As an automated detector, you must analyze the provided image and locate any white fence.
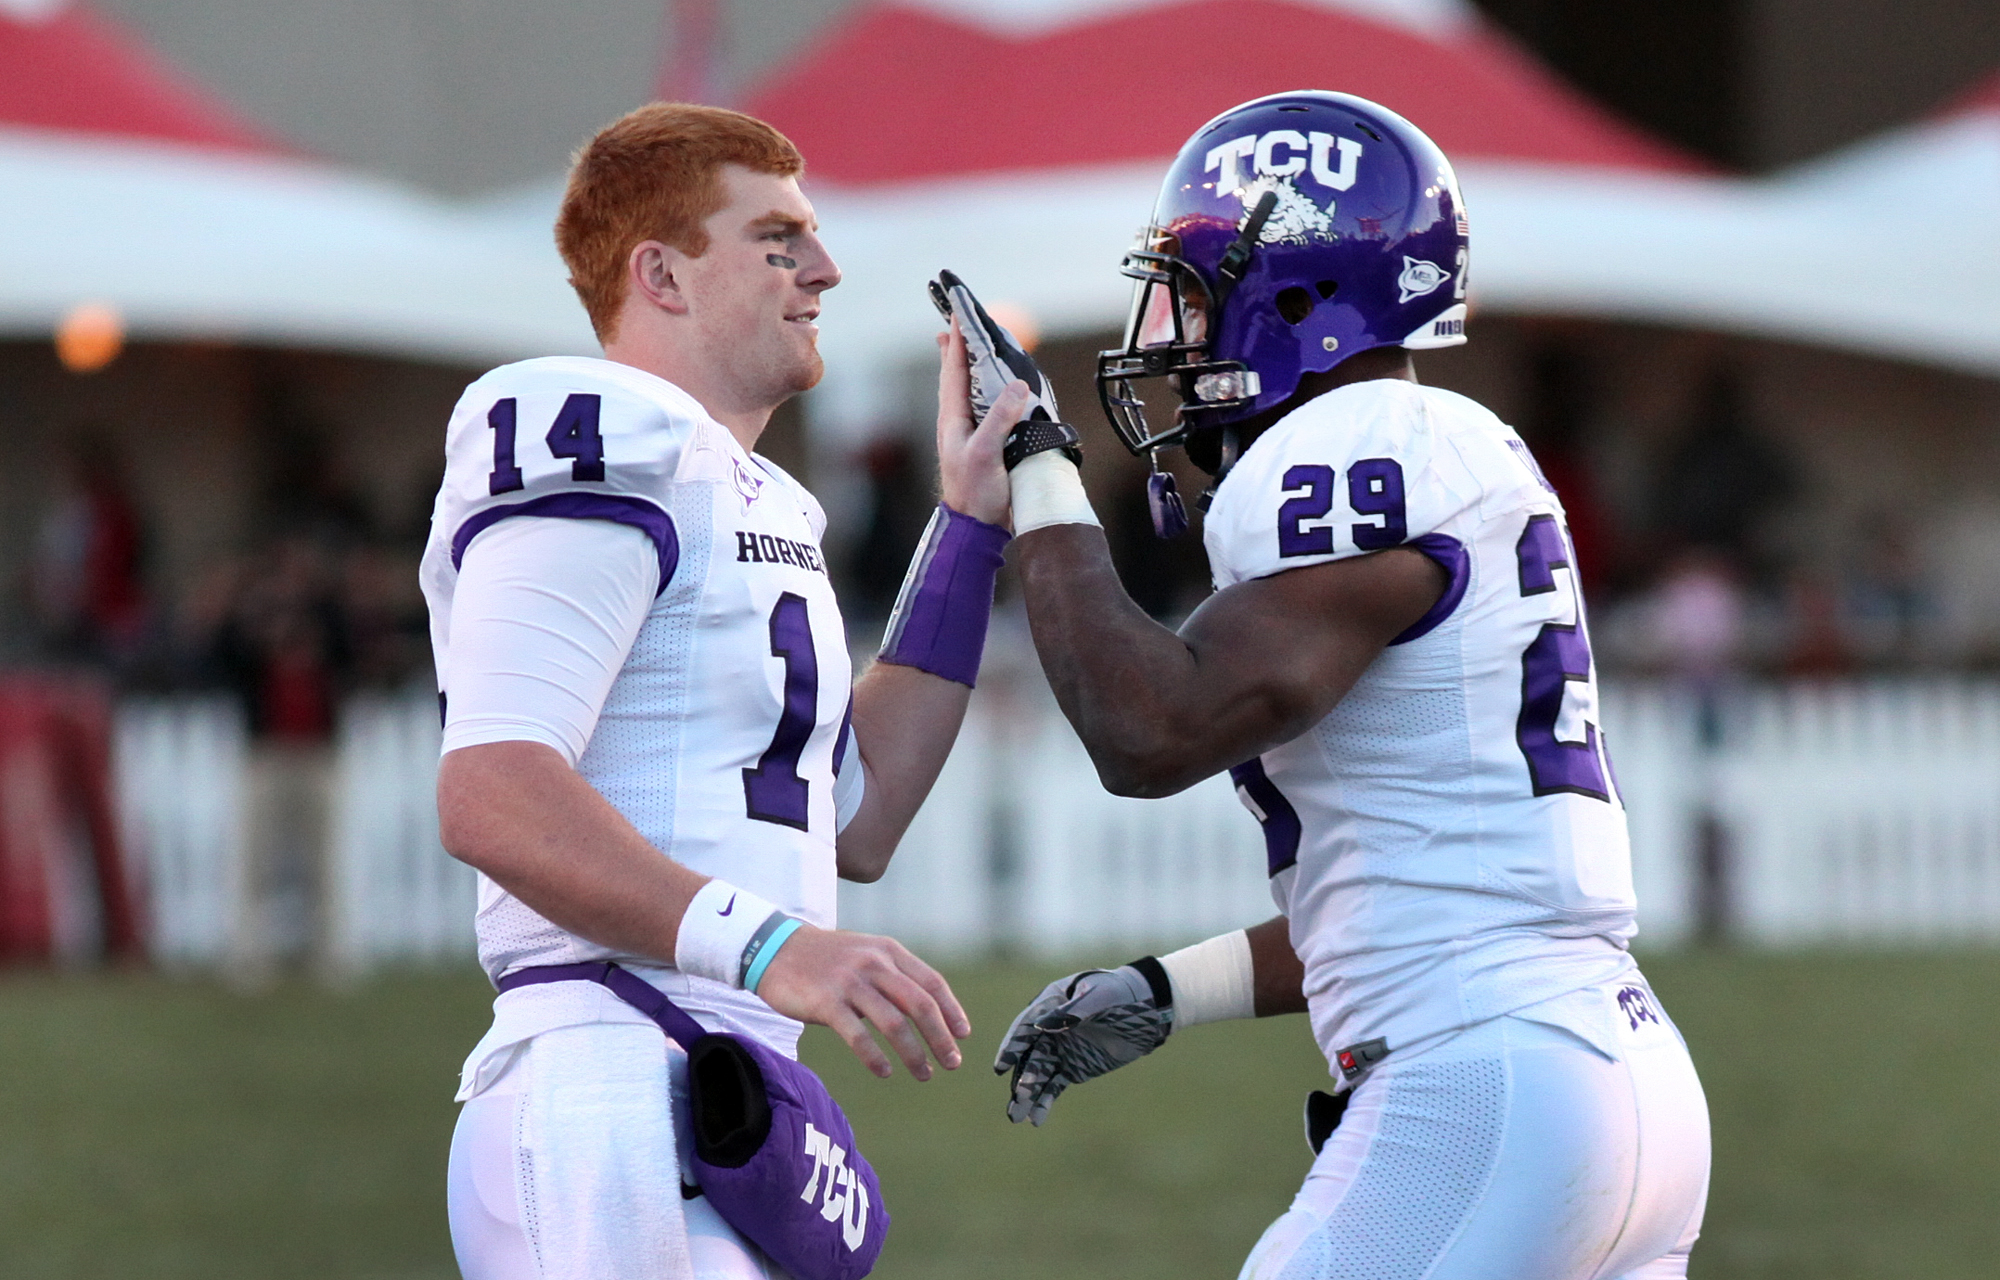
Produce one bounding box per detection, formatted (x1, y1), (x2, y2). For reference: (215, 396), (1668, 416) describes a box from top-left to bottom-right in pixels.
(113, 689), (476, 974)
(326, 694), (475, 968)
(114, 696), (248, 968)
(835, 686), (1274, 957)
(107, 679), (2000, 972)
(1610, 680), (2000, 947)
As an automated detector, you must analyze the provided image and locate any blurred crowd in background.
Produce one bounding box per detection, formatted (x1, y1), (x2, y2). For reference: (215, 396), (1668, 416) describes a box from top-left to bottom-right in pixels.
(6, 344), (1976, 740)
(843, 351), (1952, 685)
(6, 0), (1999, 744)
(20, 433), (429, 748)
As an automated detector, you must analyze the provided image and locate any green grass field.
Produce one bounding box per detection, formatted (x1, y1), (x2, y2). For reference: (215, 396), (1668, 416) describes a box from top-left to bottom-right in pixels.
(0, 952), (1994, 1278)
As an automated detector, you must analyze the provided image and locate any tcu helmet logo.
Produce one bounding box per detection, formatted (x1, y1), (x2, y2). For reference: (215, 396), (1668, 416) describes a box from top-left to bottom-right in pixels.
(799, 1122), (870, 1251)
(1206, 130), (1363, 246)
(1616, 986), (1661, 1032)
(1205, 130), (1363, 195)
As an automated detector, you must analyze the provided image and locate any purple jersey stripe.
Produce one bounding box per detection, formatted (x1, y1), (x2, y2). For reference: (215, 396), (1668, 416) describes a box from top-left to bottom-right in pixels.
(1389, 532), (1470, 645)
(451, 492), (679, 595)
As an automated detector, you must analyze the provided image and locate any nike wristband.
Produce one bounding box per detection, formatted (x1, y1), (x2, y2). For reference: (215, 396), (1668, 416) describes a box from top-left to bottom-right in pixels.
(677, 879), (793, 989)
(1156, 928), (1255, 1027)
(877, 503), (1010, 687)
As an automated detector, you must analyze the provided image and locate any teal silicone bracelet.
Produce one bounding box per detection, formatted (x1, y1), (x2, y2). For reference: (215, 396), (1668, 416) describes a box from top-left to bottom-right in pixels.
(743, 917), (806, 994)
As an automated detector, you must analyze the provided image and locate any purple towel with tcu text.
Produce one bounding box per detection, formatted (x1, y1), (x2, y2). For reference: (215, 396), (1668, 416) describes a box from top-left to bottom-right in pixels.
(496, 961), (888, 1279)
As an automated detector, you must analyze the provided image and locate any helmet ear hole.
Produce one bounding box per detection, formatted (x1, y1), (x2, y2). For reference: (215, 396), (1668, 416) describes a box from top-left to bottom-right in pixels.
(1315, 280), (1339, 300)
(1275, 287), (1315, 325)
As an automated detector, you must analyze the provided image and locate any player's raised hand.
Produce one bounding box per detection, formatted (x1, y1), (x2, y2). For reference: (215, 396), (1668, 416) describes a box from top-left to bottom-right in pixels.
(930, 269), (1084, 528)
(934, 319), (1025, 527)
(993, 964), (1174, 1124)
(929, 269), (1064, 429)
(757, 924), (972, 1081)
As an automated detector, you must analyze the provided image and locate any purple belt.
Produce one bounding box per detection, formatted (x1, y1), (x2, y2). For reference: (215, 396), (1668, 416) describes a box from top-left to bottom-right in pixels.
(496, 962), (889, 1280)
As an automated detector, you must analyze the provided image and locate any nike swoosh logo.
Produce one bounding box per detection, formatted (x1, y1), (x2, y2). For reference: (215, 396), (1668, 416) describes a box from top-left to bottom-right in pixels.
(681, 1180), (704, 1200)
(719, 894), (737, 917)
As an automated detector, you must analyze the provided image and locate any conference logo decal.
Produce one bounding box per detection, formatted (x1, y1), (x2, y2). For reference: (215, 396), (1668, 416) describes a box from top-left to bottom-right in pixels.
(1397, 256), (1451, 303)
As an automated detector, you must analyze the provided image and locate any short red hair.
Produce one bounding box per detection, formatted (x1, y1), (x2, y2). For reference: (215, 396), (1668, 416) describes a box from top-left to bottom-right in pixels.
(556, 102), (805, 343)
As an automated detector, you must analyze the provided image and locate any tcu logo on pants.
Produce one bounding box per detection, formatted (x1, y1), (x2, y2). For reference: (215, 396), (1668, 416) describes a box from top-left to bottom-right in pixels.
(800, 1122), (870, 1250)
(1617, 986), (1661, 1032)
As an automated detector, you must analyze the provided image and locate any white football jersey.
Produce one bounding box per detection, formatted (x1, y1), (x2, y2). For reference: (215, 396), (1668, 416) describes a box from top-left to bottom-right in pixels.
(1203, 378), (1638, 1076)
(421, 357), (853, 993)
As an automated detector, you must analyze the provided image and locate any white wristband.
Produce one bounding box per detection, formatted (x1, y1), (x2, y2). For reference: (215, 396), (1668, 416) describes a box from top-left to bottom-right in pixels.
(1158, 929), (1255, 1027)
(1010, 450), (1101, 536)
(675, 879), (780, 988)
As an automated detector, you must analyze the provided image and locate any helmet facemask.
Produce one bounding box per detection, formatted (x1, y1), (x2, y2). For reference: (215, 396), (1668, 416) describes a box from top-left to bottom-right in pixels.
(1095, 194), (1277, 461)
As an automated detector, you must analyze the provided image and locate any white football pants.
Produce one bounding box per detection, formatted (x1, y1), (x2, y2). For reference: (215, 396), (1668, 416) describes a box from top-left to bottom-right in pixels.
(1239, 981), (1710, 1280)
(447, 1021), (789, 1280)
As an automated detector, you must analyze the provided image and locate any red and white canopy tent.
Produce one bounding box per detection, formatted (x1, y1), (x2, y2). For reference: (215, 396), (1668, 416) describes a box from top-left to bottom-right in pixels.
(717, 0), (2000, 440)
(724, 0), (1716, 437)
(1750, 70), (2000, 375)
(0, 0), (592, 364)
(10, 0), (1986, 392)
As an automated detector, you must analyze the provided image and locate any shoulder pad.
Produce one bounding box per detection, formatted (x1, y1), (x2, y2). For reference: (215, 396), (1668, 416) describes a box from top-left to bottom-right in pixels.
(1203, 382), (1464, 587)
(438, 358), (706, 581)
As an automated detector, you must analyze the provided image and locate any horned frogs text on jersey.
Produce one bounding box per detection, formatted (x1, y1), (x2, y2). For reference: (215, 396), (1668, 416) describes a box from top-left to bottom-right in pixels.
(1204, 378), (1638, 1075)
(420, 356), (852, 990)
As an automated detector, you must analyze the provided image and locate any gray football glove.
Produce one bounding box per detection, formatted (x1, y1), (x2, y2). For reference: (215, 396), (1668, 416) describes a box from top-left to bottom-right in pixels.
(993, 957), (1174, 1125)
(928, 269), (1082, 470)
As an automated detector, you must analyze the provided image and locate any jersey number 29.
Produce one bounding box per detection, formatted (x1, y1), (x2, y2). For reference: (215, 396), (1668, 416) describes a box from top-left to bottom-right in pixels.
(1515, 514), (1613, 801)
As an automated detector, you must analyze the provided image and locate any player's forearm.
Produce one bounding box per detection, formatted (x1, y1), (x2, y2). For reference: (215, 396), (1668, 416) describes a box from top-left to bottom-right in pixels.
(438, 740), (707, 961)
(1248, 916), (1309, 1017)
(1019, 527), (1449, 797)
(1012, 524), (1233, 797)
(835, 662), (972, 881)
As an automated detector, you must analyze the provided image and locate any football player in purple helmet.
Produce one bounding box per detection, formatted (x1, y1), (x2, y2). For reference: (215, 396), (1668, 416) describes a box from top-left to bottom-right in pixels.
(1096, 91), (1468, 482)
(951, 92), (1711, 1279)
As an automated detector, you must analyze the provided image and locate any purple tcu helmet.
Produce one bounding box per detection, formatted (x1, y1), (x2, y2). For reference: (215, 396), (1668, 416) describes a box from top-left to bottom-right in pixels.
(1097, 90), (1469, 466)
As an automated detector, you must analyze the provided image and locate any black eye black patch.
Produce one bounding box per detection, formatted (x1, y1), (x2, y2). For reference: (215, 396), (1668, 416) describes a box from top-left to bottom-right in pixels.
(766, 254), (797, 269)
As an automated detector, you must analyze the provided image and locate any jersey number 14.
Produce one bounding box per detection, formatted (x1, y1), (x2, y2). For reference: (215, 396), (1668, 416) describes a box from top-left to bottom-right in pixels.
(486, 395), (605, 494)
(486, 397), (828, 829)
(744, 593), (818, 831)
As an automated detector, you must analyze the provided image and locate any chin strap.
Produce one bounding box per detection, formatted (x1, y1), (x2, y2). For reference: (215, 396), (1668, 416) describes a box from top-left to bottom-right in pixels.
(1182, 191), (1275, 512)
(1213, 189), (1278, 313)
(1146, 456), (1189, 538)
(1194, 425), (1244, 513)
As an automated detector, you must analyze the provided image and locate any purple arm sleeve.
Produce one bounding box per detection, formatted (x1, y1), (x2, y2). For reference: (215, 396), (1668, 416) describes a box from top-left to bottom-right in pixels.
(876, 504), (1010, 687)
